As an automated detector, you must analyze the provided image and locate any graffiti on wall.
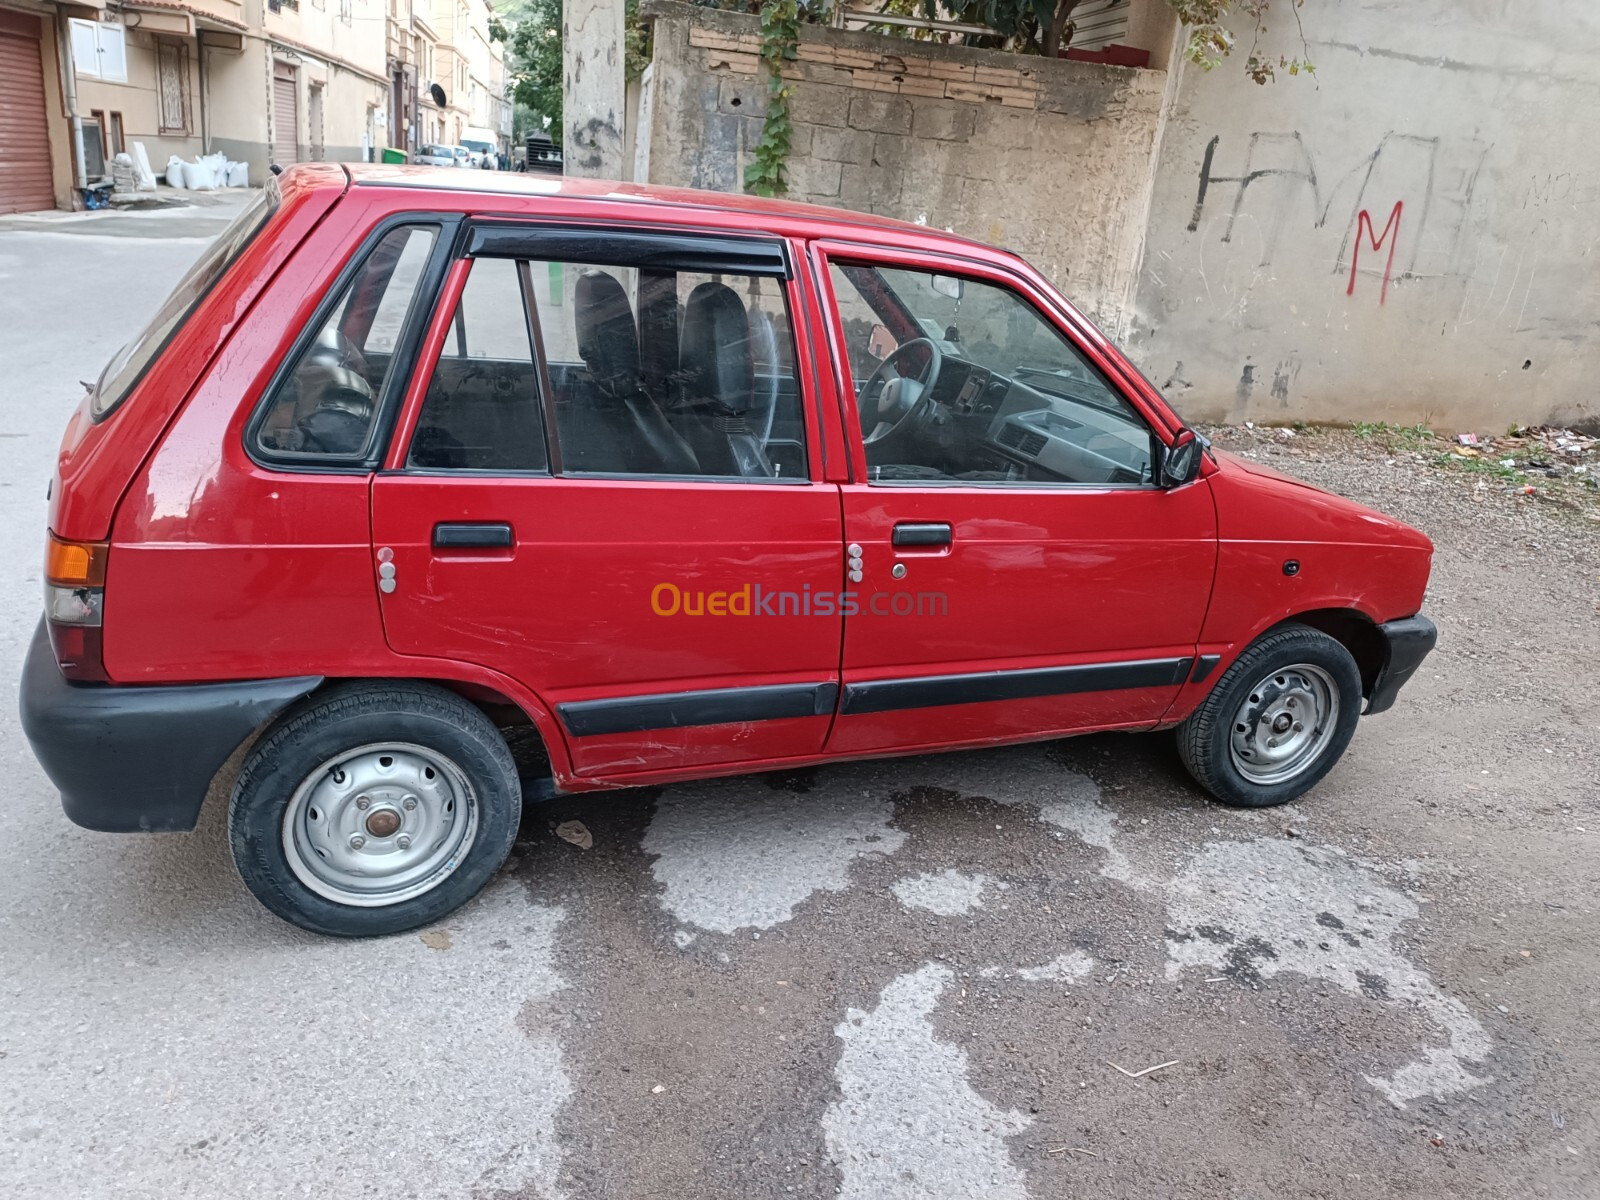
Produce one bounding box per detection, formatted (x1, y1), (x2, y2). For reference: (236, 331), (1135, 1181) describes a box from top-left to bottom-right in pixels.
(1186, 131), (1490, 302)
(1348, 200), (1402, 304)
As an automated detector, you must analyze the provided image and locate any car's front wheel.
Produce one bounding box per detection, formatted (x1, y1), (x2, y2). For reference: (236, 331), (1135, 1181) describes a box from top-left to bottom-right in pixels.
(228, 682), (522, 936)
(1176, 624), (1363, 808)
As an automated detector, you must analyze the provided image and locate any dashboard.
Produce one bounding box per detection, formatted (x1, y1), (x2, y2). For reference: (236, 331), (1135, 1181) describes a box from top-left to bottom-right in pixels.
(892, 355), (1155, 486)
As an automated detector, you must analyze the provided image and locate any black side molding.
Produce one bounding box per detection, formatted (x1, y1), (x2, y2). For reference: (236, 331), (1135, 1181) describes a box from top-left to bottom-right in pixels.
(1190, 654), (1221, 683)
(559, 681), (838, 738)
(434, 522), (514, 549)
(1365, 614), (1437, 715)
(841, 657), (1193, 716)
(18, 620), (320, 833)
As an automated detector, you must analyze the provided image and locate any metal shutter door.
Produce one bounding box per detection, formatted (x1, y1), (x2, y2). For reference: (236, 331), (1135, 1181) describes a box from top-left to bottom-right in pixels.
(272, 61), (298, 166)
(1068, 0), (1131, 50)
(0, 10), (56, 215)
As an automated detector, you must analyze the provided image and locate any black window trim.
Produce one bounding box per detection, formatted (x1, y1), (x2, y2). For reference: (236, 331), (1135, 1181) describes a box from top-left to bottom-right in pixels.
(464, 220), (792, 278)
(244, 212), (462, 474)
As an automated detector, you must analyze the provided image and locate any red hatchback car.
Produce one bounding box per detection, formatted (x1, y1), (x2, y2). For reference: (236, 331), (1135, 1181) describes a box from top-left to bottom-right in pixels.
(21, 165), (1436, 936)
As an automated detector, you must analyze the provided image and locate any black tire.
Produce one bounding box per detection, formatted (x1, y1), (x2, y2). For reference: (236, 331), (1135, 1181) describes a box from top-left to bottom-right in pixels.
(228, 681), (522, 937)
(1176, 624), (1362, 808)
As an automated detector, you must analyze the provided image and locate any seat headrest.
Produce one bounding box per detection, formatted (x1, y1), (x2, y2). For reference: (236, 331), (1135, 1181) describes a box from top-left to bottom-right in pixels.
(574, 271), (641, 391)
(679, 282), (753, 417)
(304, 327), (368, 377)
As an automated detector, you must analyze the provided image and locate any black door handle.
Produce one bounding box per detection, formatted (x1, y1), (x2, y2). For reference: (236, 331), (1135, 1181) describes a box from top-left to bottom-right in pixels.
(433, 522), (514, 549)
(892, 522), (952, 547)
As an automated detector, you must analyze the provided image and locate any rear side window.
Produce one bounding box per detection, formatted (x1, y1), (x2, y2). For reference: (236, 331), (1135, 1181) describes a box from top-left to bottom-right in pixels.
(252, 224), (438, 463)
(91, 183), (277, 421)
(409, 257), (549, 472)
(405, 253), (808, 480)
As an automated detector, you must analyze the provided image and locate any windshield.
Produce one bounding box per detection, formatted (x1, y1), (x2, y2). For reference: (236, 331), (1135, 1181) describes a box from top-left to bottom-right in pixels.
(461, 140), (491, 153)
(91, 183), (278, 421)
(873, 266), (1092, 383)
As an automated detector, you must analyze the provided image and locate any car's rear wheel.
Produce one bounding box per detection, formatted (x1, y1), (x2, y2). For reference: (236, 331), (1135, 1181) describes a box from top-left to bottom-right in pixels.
(1176, 624), (1362, 808)
(228, 682), (522, 936)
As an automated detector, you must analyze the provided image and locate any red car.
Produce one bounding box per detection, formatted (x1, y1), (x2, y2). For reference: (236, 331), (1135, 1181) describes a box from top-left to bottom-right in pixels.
(21, 166), (1436, 937)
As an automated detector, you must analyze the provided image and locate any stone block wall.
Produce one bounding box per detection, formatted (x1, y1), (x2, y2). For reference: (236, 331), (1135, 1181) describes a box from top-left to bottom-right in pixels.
(636, 1), (1166, 333)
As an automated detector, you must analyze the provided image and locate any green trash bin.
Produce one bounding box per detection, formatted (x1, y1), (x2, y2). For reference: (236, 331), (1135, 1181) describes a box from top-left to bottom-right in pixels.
(381, 147), (408, 165)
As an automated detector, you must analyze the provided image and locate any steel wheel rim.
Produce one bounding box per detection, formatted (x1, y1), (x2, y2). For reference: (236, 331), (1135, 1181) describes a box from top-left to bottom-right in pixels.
(281, 741), (480, 907)
(1228, 663), (1340, 785)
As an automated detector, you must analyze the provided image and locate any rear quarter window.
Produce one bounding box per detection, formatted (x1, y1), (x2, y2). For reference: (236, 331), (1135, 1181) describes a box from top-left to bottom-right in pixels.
(91, 182), (278, 422)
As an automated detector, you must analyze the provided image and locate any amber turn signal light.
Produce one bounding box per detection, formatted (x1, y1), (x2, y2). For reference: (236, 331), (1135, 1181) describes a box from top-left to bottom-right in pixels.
(45, 535), (108, 588)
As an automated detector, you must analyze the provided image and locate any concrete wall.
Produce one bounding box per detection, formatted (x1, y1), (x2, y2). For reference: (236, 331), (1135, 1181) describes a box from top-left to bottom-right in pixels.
(637, 1), (1167, 333)
(204, 37), (270, 174)
(1128, 0), (1600, 430)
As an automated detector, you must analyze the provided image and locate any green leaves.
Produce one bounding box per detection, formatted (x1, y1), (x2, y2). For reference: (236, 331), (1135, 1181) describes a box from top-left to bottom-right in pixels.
(1173, 0), (1314, 84)
(745, 0), (803, 197)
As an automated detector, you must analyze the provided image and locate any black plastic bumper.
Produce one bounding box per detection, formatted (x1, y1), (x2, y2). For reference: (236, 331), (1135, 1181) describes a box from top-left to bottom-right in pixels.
(1364, 614), (1437, 716)
(18, 620), (321, 832)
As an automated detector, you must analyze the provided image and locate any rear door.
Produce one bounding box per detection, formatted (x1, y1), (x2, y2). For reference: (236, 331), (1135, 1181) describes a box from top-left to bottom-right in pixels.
(816, 244), (1218, 757)
(371, 224), (843, 779)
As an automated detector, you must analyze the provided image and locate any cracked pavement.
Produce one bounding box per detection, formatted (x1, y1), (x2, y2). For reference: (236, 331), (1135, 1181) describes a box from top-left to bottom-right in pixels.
(1, 200), (1596, 1200)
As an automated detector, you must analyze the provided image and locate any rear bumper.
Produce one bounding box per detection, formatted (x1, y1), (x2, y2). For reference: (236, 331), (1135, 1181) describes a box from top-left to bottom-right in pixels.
(1365, 614), (1437, 716)
(18, 620), (320, 832)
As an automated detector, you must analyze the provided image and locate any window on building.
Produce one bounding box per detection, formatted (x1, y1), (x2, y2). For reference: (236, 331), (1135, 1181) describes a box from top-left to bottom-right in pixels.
(70, 19), (128, 83)
(253, 225), (440, 463)
(157, 41), (190, 133)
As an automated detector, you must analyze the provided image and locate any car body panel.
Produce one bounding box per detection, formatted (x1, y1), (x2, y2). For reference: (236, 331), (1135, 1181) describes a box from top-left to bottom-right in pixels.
(49, 164), (345, 544)
(805, 238), (1220, 752)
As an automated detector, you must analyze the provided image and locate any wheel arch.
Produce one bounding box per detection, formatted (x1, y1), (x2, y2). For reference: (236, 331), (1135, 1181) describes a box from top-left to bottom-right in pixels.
(1272, 608), (1387, 700)
(289, 674), (565, 786)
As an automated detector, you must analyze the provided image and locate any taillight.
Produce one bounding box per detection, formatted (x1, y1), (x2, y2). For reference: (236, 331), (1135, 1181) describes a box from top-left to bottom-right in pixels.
(45, 534), (109, 682)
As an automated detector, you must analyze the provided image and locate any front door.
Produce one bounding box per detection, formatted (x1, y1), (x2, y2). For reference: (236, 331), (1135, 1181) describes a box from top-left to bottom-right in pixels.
(372, 227), (842, 779)
(817, 248), (1218, 756)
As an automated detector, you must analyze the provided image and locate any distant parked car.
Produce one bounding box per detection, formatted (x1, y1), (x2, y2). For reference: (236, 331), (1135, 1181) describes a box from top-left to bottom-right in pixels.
(22, 164), (1437, 938)
(450, 145), (474, 168)
(415, 144), (459, 167)
(460, 139), (496, 169)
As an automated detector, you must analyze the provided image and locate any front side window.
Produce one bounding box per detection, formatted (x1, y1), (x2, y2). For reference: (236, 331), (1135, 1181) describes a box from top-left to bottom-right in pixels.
(253, 224), (438, 462)
(829, 262), (1154, 486)
(408, 253), (808, 481)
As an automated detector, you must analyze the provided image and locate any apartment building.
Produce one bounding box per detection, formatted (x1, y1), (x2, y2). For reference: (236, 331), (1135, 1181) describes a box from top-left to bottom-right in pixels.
(384, 0), (505, 157)
(0, 0), (499, 212)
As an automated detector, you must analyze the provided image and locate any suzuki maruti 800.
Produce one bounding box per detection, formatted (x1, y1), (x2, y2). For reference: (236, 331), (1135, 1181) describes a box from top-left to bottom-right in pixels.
(21, 166), (1437, 936)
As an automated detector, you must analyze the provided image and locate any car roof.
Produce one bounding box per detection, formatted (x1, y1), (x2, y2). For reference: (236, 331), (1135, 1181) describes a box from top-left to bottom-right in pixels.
(334, 163), (996, 254)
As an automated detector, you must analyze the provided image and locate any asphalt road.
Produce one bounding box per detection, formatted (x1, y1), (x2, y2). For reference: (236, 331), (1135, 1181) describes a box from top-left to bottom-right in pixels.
(1, 195), (1595, 1200)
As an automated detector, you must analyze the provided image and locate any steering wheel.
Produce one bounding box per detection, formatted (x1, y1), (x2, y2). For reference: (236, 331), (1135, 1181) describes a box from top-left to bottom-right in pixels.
(857, 338), (943, 446)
